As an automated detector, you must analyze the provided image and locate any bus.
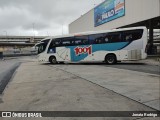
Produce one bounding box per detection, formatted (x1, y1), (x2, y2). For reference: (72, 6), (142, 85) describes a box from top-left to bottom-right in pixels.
(36, 27), (148, 64)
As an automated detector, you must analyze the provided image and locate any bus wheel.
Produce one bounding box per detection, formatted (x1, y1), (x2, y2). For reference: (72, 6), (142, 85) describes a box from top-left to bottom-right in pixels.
(49, 56), (57, 64)
(105, 54), (117, 64)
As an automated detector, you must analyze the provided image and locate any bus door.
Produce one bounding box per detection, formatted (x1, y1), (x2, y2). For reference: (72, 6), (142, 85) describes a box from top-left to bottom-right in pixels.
(48, 39), (56, 54)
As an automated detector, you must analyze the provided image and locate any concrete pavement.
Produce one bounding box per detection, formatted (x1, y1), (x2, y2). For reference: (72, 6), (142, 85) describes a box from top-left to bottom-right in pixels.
(0, 61), (159, 120)
(0, 57), (159, 120)
(55, 64), (160, 111)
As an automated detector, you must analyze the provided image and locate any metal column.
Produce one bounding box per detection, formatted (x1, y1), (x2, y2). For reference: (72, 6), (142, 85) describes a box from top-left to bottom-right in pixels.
(148, 20), (154, 54)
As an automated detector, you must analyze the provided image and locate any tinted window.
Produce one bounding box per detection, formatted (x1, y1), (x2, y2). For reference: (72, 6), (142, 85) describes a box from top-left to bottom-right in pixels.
(123, 29), (143, 42)
(74, 36), (89, 45)
(104, 32), (122, 43)
(74, 39), (82, 45)
(41, 39), (50, 50)
(37, 43), (46, 54)
(37, 39), (50, 54)
(42, 39), (50, 44)
(61, 40), (71, 46)
(61, 37), (75, 46)
(53, 38), (61, 47)
(48, 39), (56, 48)
(89, 34), (104, 44)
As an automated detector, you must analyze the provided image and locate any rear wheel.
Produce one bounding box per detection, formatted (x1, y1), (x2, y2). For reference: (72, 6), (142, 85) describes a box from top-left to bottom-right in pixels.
(49, 56), (57, 64)
(105, 54), (117, 64)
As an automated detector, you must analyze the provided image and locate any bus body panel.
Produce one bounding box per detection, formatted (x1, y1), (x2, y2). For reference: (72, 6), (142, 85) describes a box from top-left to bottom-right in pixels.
(56, 47), (71, 61)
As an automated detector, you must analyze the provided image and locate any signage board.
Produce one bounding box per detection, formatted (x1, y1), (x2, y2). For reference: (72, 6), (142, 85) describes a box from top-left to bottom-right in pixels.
(94, 0), (125, 27)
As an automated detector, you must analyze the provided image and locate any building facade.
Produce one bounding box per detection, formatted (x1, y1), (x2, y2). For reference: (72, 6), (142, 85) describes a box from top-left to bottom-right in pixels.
(69, 0), (160, 54)
(69, 0), (160, 33)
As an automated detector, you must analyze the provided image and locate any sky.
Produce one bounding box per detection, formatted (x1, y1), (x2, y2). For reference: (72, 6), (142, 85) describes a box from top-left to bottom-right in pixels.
(0, 0), (104, 36)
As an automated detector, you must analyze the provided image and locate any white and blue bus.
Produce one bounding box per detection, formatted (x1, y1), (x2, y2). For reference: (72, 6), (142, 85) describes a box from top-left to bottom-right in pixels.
(36, 27), (148, 64)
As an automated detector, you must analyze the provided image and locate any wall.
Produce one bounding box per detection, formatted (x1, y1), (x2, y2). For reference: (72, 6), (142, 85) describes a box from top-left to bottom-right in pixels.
(69, 0), (160, 33)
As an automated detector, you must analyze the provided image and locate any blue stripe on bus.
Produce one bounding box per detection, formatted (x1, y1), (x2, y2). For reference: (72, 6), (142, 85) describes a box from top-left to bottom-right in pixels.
(67, 42), (130, 62)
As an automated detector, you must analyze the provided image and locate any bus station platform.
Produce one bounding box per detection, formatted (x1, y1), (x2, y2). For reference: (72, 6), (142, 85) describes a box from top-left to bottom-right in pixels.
(0, 58), (159, 119)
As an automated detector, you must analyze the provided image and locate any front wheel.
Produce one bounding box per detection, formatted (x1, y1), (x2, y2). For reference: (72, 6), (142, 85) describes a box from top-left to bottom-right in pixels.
(105, 54), (117, 64)
(49, 56), (57, 64)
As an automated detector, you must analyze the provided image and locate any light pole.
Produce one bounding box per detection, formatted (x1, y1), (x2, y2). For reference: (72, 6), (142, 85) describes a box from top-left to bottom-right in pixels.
(62, 24), (64, 35)
(32, 23), (36, 43)
(32, 23), (35, 37)
(3, 31), (8, 42)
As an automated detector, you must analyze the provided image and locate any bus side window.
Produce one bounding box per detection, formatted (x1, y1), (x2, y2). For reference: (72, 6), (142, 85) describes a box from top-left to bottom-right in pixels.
(103, 33), (111, 43)
(132, 30), (143, 40)
(60, 37), (75, 46)
(82, 39), (89, 44)
(104, 37), (109, 43)
(89, 34), (104, 44)
(74, 36), (89, 45)
(106, 32), (121, 43)
(123, 29), (143, 42)
(54, 39), (61, 47)
(74, 39), (82, 45)
(126, 34), (132, 41)
(70, 40), (75, 46)
(98, 37), (104, 44)
(61, 40), (71, 46)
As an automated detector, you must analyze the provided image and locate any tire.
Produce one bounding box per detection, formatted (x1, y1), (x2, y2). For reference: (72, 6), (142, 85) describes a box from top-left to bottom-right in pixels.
(105, 54), (117, 64)
(49, 56), (57, 64)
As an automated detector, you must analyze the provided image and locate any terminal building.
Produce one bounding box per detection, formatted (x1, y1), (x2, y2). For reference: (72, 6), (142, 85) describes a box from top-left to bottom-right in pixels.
(69, 0), (160, 54)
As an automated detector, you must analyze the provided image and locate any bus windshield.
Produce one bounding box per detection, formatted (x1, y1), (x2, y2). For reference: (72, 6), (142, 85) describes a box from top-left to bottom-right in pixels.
(35, 39), (50, 54)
